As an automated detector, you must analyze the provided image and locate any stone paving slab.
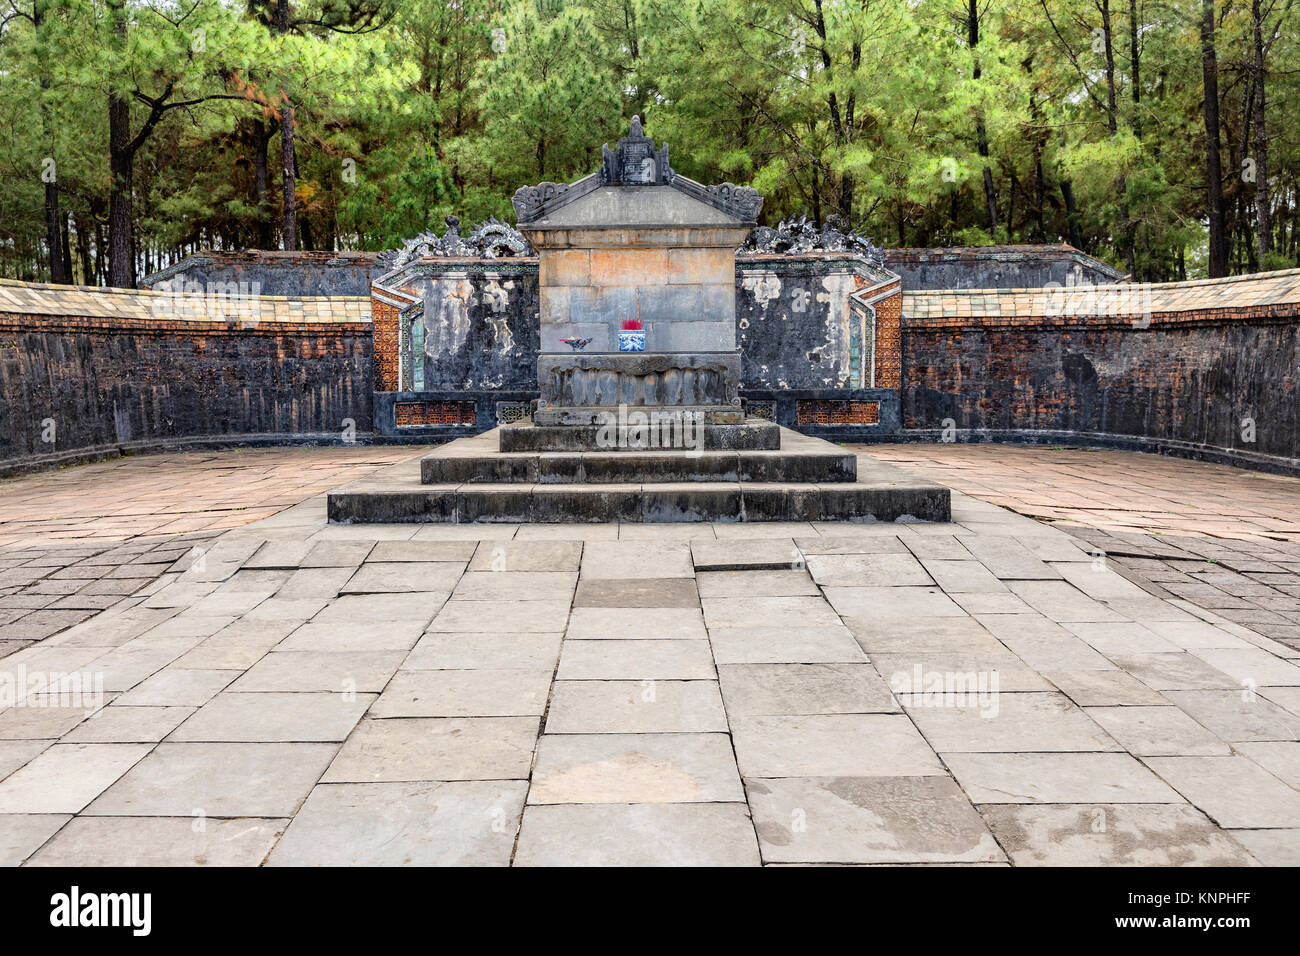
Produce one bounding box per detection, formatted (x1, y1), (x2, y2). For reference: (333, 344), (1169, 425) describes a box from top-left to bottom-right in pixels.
(980, 804), (1257, 866)
(2, 444), (1298, 866)
(746, 776), (1005, 865)
(513, 804), (761, 866)
(85, 742), (337, 817)
(322, 718), (538, 782)
(267, 781), (526, 867)
(28, 816), (286, 867)
(528, 733), (744, 804)
(943, 752), (1183, 804)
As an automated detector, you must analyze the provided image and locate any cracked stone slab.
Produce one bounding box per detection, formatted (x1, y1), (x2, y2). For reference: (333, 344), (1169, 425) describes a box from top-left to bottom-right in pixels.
(747, 775), (1005, 865)
(944, 752), (1182, 804)
(0, 813), (73, 866)
(1143, 755), (1300, 828)
(27, 816), (286, 867)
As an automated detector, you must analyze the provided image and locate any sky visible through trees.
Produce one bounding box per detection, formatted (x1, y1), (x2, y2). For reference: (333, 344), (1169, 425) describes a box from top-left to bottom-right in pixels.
(1, 0), (1297, 285)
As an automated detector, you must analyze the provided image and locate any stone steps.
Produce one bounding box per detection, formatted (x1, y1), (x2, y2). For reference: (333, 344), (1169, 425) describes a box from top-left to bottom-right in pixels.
(420, 448), (857, 485)
(328, 426), (950, 524)
(328, 479), (950, 524)
(499, 420), (779, 452)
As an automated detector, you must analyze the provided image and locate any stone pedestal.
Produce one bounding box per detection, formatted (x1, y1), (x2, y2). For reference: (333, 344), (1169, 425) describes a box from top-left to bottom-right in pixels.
(535, 351), (741, 425)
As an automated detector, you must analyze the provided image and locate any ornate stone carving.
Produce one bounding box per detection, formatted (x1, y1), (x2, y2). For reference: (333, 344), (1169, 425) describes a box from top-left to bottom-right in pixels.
(600, 115), (672, 186)
(512, 182), (571, 222)
(706, 183), (763, 221)
(739, 215), (884, 265)
(378, 216), (536, 272)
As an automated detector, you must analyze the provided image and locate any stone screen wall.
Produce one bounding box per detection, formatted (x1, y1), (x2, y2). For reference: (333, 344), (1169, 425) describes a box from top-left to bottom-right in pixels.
(886, 245), (1124, 290)
(140, 251), (382, 297)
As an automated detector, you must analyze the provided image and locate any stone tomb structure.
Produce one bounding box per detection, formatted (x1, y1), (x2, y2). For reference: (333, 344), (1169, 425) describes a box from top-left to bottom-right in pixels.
(328, 121), (948, 522)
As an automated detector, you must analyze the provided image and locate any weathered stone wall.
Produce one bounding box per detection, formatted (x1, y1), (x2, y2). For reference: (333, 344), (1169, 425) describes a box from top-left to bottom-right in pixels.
(903, 290), (1300, 462)
(886, 245), (1124, 290)
(140, 251), (382, 296)
(0, 287), (372, 468)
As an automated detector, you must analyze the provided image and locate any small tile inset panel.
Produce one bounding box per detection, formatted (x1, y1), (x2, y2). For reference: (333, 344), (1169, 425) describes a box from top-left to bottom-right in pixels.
(744, 400), (777, 421)
(797, 400), (880, 426)
(394, 400), (477, 427)
(496, 401), (533, 425)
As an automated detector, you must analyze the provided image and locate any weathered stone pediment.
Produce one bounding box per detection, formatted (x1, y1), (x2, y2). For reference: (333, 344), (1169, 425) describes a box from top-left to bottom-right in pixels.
(512, 117), (763, 226)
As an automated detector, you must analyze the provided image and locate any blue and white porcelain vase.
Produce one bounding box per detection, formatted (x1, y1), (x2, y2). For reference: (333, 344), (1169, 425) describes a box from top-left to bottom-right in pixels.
(618, 330), (646, 352)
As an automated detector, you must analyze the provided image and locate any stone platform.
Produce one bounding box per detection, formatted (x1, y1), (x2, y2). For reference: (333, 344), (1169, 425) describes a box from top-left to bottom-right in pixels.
(499, 419), (779, 452)
(327, 426), (950, 523)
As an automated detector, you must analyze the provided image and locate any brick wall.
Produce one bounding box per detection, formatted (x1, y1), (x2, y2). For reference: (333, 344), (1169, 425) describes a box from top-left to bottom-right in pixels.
(902, 277), (1300, 461)
(0, 283), (373, 466)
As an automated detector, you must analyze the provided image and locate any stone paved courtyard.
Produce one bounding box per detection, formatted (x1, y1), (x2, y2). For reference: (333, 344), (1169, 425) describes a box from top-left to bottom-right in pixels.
(2, 444), (1300, 865)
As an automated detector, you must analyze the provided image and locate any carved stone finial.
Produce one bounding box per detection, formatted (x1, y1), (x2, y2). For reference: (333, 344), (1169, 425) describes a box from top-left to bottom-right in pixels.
(629, 115), (644, 138)
(444, 214), (461, 235)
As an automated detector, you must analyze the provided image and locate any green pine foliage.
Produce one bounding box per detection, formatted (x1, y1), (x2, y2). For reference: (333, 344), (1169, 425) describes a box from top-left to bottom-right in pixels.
(0, 0), (1297, 283)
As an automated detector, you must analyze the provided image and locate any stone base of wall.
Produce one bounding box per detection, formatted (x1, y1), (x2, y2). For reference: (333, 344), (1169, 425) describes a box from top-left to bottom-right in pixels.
(0, 431), (378, 480)
(881, 428), (1300, 478)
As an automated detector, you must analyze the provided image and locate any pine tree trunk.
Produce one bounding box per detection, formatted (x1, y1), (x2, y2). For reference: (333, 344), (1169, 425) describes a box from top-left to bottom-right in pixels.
(969, 0), (998, 233)
(255, 119), (274, 249)
(1252, 0), (1272, 260)
(276, 0), (297, 251)
(1200, 0), (1228, 277)
(35, 0), (67, 284)
(108, 92), (134, 288)
(280, 98), (297, 252)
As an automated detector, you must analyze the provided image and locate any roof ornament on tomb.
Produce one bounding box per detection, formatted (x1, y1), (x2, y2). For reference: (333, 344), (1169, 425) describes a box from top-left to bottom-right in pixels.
(739, 214), (885, 266)
(377, 216), (535, 271)
(511, 117), (764, 225)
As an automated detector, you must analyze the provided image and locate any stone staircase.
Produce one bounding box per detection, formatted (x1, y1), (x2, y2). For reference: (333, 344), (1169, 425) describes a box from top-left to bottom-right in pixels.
(328, 423), (950, 524)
